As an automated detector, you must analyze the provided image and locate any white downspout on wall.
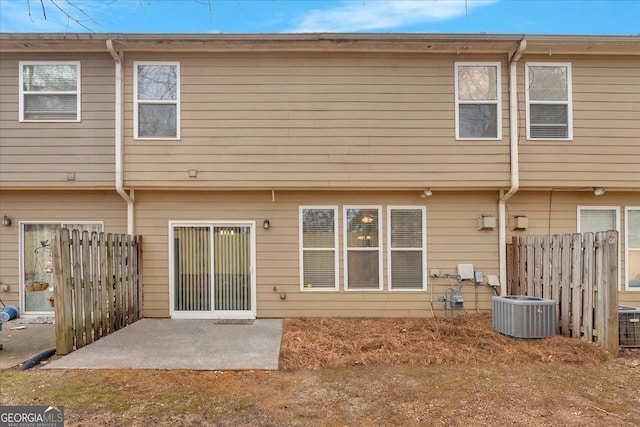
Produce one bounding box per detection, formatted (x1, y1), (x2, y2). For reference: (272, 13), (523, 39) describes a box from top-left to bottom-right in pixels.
(106, 40), (135, 235)
(498, 37), (527, 295)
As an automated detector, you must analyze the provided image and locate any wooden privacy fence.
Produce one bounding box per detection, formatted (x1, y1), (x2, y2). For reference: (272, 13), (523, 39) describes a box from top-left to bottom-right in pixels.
(52, 228), (142, 355)
(507, 231), (618, 354)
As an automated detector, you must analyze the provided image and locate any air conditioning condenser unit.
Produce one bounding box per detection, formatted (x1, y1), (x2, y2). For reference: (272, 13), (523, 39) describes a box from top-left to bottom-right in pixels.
(492, 296), (557, 339)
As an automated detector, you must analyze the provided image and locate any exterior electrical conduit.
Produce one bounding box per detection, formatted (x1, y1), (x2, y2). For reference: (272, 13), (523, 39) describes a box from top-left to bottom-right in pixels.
(499, 37), (527, 295)
(106, 39), (135, 235)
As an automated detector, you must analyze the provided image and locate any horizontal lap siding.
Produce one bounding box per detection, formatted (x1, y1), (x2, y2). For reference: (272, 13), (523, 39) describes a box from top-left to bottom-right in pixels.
(506, 190), (640, 307)
(124, 52), (510, 189)
(0, 53), (115, 188)
(519, 56), (640, 188)
(137, 190), (500, 318)
(0, 190), (127, 307)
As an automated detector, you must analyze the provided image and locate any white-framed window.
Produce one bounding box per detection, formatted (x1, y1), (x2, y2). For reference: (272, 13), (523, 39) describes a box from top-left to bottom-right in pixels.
(387, 206), (426, 291)
(20, 221), (103, 313)
(455, 62), (501, 140)
(525, 62), (573, 140)
(626, 207), (640, 291)
(299, 206), (339, 291)
(134, 61), (180, 139)
(19, 61), (81, 122)
(577, 206), (621, 290)
(344, 206), (382, 291)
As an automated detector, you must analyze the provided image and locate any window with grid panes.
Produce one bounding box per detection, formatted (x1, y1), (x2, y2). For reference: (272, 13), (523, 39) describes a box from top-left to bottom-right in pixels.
(455, 62), (501, 139)
(300, 207), (338, 291)
(134, 62), (180, 139)
(526, 63), (573, 140)
(20, 61), (80, 121)
(388, 207), (426, 291)
(344, 206), (382, 290)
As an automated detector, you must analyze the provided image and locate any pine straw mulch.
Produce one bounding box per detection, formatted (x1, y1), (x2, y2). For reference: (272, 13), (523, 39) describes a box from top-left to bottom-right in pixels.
(279, 313), (611, 370)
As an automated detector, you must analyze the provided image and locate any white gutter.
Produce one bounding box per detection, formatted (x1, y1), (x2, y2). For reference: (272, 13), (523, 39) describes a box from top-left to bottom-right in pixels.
(498, 37), (527, 295)
(106, 39), (135, 235)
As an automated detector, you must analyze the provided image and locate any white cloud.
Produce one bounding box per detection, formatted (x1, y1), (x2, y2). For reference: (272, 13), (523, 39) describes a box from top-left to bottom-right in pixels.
(289, 0), (498, 33)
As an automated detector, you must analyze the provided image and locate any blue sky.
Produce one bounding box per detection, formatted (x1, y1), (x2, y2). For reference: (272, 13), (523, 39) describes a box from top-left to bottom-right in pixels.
(0, 0), (638, 35)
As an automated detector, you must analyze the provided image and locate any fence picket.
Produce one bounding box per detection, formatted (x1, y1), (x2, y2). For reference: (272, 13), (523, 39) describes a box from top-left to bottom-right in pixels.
(541, 235), (551, 300)
(81, 230), (92, 345)
(582, 233), (595, 342)
(533, 236), (542, 298)
(518, 237), (526, 295)
(560, 234), (572, 336)
(550, 234), (561, 333)
(570, 233), (583, 339)
(604, 230), (619, 356)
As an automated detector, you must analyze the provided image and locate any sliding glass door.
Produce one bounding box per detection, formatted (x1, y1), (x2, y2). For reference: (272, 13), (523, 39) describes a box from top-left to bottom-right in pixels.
(170, 222), (256, 319)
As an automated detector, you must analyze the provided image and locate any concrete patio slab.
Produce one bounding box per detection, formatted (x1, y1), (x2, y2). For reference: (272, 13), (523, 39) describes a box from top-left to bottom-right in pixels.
(44, 318), (283, 370)
(0, 322), (55, 369)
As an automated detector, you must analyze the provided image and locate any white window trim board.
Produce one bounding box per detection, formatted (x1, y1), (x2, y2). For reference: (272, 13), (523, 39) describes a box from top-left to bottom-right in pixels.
(577, 206), (621, 291)
(133, 61), (181, 140)
(454, 62), (502, 141)
(299, 206), (339, 292)
(19, 61), (81, 122)
(387, 206), (427, 292)
(343, 205), (383, 291)
(525, 62), (573, 141)
(625, 206), (640, 291)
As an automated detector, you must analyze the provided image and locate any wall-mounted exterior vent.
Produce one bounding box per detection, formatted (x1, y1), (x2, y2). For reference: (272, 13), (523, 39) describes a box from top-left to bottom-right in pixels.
(492, 296), (557, 339)
(619, 305), (640, 348)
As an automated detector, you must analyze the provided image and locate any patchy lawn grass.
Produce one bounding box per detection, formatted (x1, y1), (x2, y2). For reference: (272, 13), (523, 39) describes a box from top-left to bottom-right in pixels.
(1, 314), (638, 426)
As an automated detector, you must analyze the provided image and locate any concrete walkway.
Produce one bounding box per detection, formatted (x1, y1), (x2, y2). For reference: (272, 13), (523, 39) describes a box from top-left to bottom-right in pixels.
(0, 322), (56, 369)
(45, 318), (283, 371)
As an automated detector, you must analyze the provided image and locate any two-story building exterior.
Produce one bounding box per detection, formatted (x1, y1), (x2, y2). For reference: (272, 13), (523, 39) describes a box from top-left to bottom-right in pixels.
(1, 33), (638, 319)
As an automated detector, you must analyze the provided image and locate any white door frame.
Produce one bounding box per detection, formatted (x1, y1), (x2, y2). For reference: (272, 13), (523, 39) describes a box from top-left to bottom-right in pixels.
(169, 220), (256, 319)
(577, 206), (621, 291)
(19, 220), (103, 316)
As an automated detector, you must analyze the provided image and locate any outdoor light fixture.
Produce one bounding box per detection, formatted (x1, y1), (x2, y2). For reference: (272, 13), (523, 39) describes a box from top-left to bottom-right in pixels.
(593, 187), (606, 196)
(263, 219), (270, 229)
(1, 215), (11, 227)
(420, 188), (433, 198)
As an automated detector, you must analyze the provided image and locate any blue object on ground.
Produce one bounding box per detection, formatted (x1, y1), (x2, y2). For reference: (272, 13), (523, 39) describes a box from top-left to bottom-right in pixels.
(1, 305), (19, 320)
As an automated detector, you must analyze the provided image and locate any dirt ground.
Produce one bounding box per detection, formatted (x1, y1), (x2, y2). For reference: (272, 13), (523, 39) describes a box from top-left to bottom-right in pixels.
(1, 314), (639, 426)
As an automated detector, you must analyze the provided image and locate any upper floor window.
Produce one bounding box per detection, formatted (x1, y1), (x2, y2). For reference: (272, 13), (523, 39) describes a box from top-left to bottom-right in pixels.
(525, 62), (573, 140)
(344, 206), (382, 291)
(455, 62), (501, 140)
(134, 62), (180, 139)
(19, 61), (80, 122)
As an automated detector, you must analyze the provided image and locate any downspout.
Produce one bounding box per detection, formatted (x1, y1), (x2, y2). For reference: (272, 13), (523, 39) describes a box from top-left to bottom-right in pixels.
(498, 37), (527, 295)
(107, 39), (135, 235)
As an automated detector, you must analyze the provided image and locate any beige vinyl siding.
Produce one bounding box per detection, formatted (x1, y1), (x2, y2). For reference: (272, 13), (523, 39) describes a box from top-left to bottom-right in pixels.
(136, 189), (499, 318)
(519, 56), (640, 189)
(506, 190), (640, 307)
(0, 190), (127, 308)
(0, 53), (116, 188)
(124, 52), (510, 189)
